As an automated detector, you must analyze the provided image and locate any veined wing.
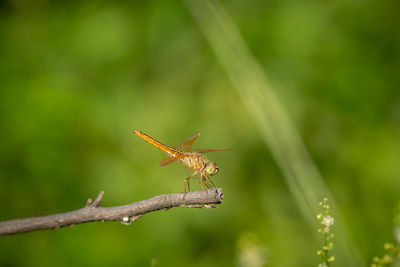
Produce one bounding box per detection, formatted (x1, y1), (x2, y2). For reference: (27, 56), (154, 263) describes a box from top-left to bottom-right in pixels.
(195, 148), (230, 153)
(160, 155), (182, 166)
(174, 132), (201, 152)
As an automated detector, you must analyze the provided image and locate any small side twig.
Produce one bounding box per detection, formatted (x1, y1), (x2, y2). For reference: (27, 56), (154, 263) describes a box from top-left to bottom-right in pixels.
(86, 191), (104, 208)
(0, 188), (224, 236)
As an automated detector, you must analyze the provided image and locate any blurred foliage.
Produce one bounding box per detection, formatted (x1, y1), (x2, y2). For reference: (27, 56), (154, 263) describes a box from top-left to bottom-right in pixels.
(0, 0), (399, 266)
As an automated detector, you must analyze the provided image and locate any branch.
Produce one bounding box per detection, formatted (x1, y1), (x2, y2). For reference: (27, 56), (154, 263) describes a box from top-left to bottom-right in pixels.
(0, 188), (224, 236)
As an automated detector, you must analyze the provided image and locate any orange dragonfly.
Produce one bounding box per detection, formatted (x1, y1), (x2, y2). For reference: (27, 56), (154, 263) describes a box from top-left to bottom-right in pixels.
(134, 130), (228, 193)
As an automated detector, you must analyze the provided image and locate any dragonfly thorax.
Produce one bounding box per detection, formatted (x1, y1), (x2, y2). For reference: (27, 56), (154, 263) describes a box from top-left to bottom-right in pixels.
(180, 152), (207, 171)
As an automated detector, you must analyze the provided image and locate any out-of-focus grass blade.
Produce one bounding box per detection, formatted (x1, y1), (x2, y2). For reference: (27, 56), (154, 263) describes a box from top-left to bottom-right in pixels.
(185, 0), (364, 266)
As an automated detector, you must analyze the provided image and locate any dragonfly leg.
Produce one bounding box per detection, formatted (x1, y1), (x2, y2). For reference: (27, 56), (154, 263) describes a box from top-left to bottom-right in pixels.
(183, 171), (198, 199)
(199, 175), (209, 195)
(202, 175), (215, 196)
(201, 175), (216, 195)
(203, 176), (212, 189)
(207, 176), (216, 188)
(199, 176), (206, 190)
(184, 178), (191, 196)
(200, 175), (209, 195)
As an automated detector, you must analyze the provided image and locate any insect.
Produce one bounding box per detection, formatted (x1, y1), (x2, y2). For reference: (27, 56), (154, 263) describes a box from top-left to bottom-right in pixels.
(134, 130), (228, 193)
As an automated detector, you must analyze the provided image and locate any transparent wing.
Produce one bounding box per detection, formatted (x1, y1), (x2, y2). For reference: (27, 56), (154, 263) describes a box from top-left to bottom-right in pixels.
(195, 148), (230, 153)
(174, 132), (201, 152)
(159, 156), (181, 166)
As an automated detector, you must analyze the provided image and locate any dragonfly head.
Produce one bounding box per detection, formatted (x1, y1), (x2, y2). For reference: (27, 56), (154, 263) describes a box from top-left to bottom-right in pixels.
(205, 161), (219, 176)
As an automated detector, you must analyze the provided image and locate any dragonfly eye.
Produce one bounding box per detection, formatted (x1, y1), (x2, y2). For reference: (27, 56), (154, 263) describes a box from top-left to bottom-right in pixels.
(206, 162), (218, 176)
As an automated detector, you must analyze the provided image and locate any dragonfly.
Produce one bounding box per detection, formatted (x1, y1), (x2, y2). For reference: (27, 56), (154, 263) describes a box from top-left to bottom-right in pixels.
(134, 130), (228, 194)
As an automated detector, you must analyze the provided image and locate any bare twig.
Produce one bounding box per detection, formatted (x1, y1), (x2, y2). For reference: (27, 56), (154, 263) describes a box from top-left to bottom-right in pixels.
(0, 188), (224, 236)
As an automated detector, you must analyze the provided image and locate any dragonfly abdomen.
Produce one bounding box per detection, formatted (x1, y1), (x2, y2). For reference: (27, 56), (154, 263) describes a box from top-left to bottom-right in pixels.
(134, 130), (180, 157)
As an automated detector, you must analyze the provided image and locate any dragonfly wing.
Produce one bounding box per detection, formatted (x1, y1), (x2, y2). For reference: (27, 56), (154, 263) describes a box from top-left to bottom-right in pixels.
(195, 148), (230, 153)
(160, 156), (180, 166)
(174, 132), (201, 152)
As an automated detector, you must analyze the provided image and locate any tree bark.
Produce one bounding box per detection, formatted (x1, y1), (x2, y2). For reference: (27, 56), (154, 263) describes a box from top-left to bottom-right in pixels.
(0, 188), (224, 236)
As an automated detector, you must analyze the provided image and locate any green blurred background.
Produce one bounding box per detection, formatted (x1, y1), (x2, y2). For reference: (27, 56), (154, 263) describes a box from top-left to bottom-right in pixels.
(1, 0), (399, 266)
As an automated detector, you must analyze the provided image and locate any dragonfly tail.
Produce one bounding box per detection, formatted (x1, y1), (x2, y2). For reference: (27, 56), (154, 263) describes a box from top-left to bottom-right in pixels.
(134, 130), (180, 157)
